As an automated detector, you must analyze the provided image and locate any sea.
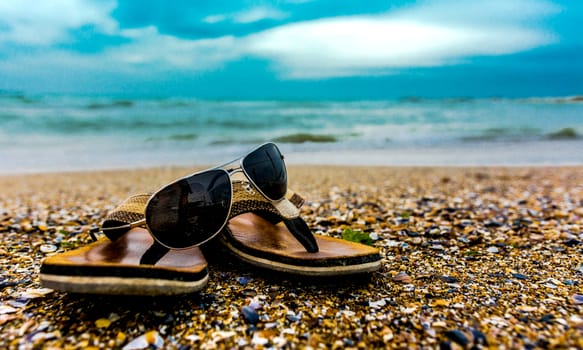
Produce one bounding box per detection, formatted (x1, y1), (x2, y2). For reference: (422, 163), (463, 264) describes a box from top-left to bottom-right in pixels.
(1, 93), (582, 174)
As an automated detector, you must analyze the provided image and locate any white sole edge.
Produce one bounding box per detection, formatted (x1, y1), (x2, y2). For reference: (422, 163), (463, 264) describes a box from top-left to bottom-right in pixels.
(222, 240), (381, 276)
(40, 274), (208, 296)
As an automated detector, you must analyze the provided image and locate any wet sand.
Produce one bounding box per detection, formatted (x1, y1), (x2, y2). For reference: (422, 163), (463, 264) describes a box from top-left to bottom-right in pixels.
(1, 165), (582, 349)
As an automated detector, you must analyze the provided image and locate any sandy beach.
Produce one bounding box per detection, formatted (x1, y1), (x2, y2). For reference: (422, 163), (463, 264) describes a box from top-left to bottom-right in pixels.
(1, 165), (582, 349)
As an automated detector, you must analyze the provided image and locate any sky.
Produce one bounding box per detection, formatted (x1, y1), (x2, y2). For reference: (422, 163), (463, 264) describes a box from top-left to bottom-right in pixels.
(0, 0), (582, 99)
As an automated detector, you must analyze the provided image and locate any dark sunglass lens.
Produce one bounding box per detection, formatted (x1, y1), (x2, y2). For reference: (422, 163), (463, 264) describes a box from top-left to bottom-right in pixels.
(145, 169), (232, 248)
(242, 143), (287, 200)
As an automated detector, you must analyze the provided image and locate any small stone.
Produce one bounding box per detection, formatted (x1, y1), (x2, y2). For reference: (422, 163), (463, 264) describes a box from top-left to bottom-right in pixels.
(0, 305), (18, 314)
(95, 318), (111, 328)
(572, 294), (583, 305)
(122, 330), (163, 350)
(212, 331), (236, 342)
(248, 300), (263, 310)
(511, 273), (529, 280)
(369, 299), (387, 308)
(241, 306), (259, 325)
(19, 288), (53, 299)
(439, 276), (458, 284)
(444, 330), (470, 348)
(286, 311), (301, 322)
(392, 272), (413, 283)
(517, 305), (538, 312)
(470, 328), (488, 346)
(486, 246), (499, 254)
(40, 244), (58, 253)
(236, 276), (251, 285)
(430, 299), (450, 307)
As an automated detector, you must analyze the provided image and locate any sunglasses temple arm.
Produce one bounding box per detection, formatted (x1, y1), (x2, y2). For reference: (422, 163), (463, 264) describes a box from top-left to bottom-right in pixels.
(100, 218), (147, 234)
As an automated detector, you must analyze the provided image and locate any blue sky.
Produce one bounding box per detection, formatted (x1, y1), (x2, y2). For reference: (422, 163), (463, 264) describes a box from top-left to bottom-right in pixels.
(0, 0), (581, 99)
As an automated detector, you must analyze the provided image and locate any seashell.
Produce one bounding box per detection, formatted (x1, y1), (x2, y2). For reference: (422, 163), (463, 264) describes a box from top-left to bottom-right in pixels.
(40, 244), (58, 253)
(0, 305), (18, 314)
(122, 330), (163, 350)
(392, 272), (412, 283)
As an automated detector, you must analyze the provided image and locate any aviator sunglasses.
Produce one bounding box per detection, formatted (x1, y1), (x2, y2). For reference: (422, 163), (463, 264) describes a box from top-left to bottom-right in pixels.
(102, 142), (287, 249)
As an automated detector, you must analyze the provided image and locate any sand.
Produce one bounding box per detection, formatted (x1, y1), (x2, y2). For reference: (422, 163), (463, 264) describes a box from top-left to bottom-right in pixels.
(1, 165), (582, 349)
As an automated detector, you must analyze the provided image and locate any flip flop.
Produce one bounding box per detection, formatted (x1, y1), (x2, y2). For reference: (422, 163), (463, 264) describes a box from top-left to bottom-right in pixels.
(216, 175), (382, 276)
(40, 194), (209, 296)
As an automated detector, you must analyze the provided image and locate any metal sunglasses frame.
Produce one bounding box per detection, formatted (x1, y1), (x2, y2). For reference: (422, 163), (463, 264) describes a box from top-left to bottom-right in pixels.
(100, 142), (288, 248)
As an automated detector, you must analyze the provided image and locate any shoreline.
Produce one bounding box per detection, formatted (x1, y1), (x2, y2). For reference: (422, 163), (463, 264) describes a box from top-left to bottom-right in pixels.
(1, 165), (582, 348)
(3, 141), (583, 175)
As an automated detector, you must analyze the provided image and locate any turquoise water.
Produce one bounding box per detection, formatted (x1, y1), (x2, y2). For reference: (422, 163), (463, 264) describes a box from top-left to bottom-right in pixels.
(1, 94), (582, 173)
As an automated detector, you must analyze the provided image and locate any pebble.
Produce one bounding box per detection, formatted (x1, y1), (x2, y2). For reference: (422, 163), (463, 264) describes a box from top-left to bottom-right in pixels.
(444, 330), (470, 348)
(241, 306), (259, 325)
(486, 246), (499, 253)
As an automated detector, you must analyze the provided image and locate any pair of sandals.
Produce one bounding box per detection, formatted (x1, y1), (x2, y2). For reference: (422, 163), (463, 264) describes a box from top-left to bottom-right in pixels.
(40, 173), (381, 296)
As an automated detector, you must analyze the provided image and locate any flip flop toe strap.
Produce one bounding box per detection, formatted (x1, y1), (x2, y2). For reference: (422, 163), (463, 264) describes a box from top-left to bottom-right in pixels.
(229, 182), (319, 252)
(284, 217), (319, 253)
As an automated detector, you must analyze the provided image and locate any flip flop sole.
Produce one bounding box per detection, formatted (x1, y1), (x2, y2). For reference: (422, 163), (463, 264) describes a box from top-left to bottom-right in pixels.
(40, 274), (209, 296)
(220, 237), (381, 276)
(40, 228), (209, 295)
(221, 213), (382, 276)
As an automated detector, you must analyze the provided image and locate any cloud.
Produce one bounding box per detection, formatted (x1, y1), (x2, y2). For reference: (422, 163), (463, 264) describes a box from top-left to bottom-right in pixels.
(0, 0), (117, 46)
(108, 26), (240, 71)
(202, 6), (288, 26)
(233, 7), (288, 24)
(0, 0), (562, 88)
(242, 0), (559, 78)
(202, 14), (228, 24)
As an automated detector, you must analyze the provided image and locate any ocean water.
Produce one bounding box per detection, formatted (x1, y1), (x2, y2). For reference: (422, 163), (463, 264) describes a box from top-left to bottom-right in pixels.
(1, 93), (582, 173)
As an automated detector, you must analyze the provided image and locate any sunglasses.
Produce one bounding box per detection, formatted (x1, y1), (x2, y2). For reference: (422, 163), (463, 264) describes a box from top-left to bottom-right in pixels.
(102, 142), (287, 249)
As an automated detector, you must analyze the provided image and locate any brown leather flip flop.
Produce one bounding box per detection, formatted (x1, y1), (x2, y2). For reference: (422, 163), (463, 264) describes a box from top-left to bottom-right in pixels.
(217, 179), (382, 276)
(40, 195), (208, 296)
